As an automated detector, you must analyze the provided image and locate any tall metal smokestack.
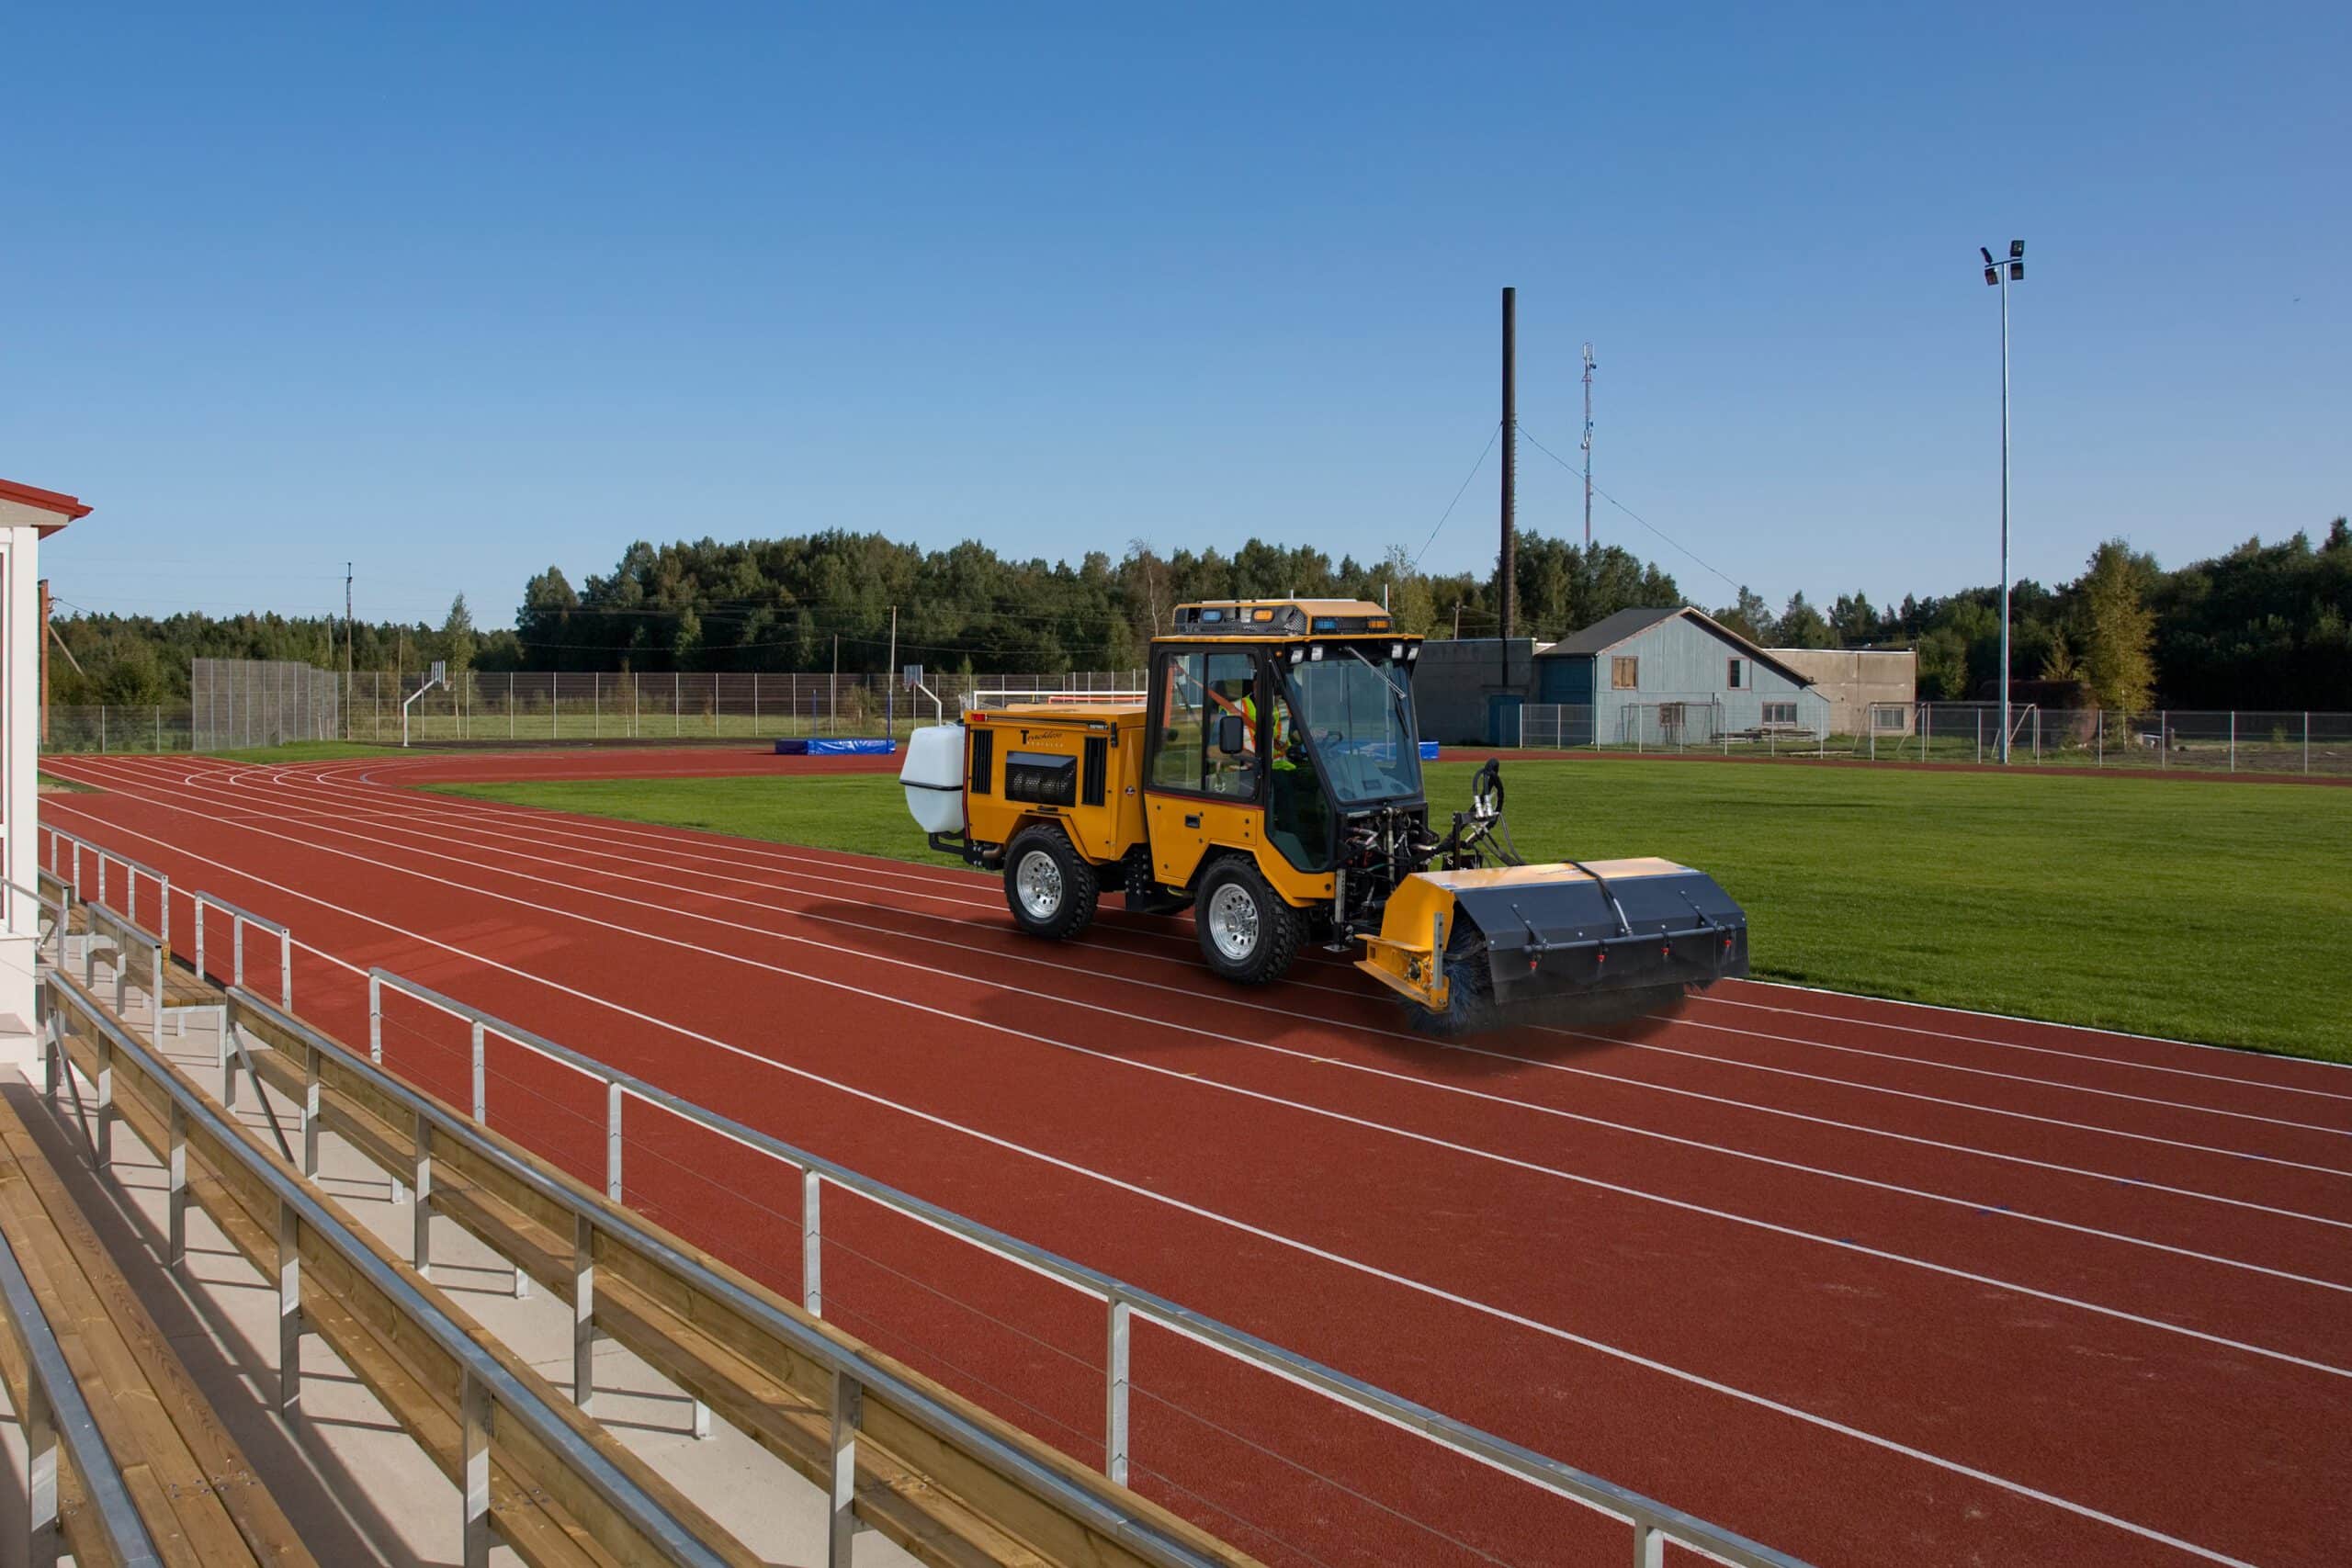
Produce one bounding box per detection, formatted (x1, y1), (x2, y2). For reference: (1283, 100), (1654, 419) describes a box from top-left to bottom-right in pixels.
(1498, 286), (1517, 684)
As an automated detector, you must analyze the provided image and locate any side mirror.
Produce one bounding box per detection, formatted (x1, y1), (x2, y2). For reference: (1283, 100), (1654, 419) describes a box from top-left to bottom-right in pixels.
(1216, 713), (1246, 755)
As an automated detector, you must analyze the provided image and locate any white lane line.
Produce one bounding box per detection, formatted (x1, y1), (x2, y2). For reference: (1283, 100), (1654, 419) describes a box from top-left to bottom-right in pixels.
(45, 782), (2352, 1377)
(59, 754), (2352, 1208)
(1744, 976), (2352, 1079)
(1688, 991), (2352, 1106)
(39, 796), (2276, 1568)
(190, 759), (2352, 1140)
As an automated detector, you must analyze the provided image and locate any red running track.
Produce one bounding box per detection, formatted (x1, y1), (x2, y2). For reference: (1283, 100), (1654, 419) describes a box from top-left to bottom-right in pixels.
(37, 749), (2352, 1568)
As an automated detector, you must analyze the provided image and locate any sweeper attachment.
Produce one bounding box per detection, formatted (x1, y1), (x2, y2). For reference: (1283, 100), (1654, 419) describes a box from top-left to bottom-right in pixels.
(1351, 760), (1748, 1033)
(902, 599), (1747, 1033)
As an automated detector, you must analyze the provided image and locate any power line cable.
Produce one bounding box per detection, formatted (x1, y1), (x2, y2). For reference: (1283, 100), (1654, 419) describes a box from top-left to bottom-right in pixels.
(1518, 427), (1745, 594)
(1411, 422), (1502, 568)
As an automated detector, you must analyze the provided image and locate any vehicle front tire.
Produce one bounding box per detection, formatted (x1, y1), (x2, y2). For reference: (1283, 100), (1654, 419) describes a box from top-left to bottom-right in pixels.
(1193, 859), (1302, 985)
(1002, 824), (1099, 940)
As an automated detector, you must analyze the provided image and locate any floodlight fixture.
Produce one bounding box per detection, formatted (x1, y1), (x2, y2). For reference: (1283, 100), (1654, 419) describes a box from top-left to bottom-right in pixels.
(2009, 240), (2024, 259)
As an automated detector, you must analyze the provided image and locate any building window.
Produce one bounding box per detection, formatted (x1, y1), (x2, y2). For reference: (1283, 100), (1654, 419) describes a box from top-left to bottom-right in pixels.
(1762, 701), (1797, 726)
(1726, 658), (1743, 689)
(1872, 705), (1907, 731)
(1611, 656), (1639, 690)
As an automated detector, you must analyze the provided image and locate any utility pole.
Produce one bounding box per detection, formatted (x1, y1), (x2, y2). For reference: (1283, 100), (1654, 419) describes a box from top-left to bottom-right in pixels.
(345, 561), (355, 740)
(887, 604), (898, 739)
(1580, 343), (1597, 549)
(1979, 241), (2026, 762)
(1498, 286), (1517, 688)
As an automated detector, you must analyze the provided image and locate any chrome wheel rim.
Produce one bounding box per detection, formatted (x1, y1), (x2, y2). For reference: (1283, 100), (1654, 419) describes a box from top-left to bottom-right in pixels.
(1206, 883), (1260, 962)
(1015, 850), (1064, 920)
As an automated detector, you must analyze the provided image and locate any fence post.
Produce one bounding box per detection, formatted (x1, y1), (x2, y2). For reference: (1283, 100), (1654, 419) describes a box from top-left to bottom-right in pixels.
(2229, 710), (2236, 773)
(2306, 712), (2312, 775)
(2160, 710), (2167, 769)
(99, 707), (106, 753)
(2097, 708), (2103, 767)
(753, 672), (761, 736)
(675, 671), (682, 738)
(1975, 708), (1982, 764)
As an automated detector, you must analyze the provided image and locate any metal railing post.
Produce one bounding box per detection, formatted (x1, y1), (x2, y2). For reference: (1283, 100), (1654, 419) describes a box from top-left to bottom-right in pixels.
(828, 1368), (863, 1568)
(471, 1021), (486, 1122)
(803, 1172), (823, 1315)
(301, 1043), (322, 1178)
(24, 1368), (58, 1568)
(1105, 1293), (1132, 1484)
(605, 1081), (624, 1201)
(233, 915), (246, 989)
(167, 1100), (189, 1269)
(573, 1213), (597, 1412)
(368, 971), (382, 1062)
(461, 1370), (493, 1568)
(93, 1035), (114, 1172)
(1634, 1520), (1665, 1566)
(194, 894), (207, 981)
(277, 1197), (303, 1410)
(413, 1109), (434, 1277)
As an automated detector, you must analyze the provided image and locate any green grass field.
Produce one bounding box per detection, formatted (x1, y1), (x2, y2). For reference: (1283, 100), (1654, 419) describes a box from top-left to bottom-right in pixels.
(435, 759), (2352, 1061)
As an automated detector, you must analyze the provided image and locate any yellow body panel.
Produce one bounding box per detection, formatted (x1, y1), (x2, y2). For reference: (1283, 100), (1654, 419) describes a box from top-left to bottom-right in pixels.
(1140, 794), (1335, 905)
(1354, 874), (1458, 1010)
(960, 708), (1149, 866)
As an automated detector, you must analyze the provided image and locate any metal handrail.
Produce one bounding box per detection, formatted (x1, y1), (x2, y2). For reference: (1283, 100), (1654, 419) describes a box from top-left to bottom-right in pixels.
(40, 826), (170, 949)
(5, 876), (71, 962)
(0, 1223), (164, 1567)
(187, 890), (294, 1010)
(364, 969), (1804, 1566)
(238, 985), (1236, 1568)
(43, 969), (731, 1568)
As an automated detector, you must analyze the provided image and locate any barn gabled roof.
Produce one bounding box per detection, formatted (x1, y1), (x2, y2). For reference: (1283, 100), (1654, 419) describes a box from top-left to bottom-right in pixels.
(1537, 604), (1816, 687)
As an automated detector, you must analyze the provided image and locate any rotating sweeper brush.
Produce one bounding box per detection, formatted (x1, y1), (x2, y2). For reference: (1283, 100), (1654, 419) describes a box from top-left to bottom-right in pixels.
(900, 599), (1748, 1033)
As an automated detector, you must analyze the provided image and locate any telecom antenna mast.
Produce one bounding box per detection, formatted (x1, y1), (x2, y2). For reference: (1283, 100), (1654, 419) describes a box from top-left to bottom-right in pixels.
(1580, 343), (1596, 548)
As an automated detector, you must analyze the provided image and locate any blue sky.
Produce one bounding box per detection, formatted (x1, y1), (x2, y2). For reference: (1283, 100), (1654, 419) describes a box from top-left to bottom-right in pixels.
(10, 3), (2346, 631)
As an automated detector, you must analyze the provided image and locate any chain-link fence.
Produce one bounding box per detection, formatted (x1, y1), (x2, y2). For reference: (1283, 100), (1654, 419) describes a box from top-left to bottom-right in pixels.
(191, 658), (341, 750)
(1510, 701), (2352, 776)
(345, 670), (1154, 744)
(42, 705), (195, 754)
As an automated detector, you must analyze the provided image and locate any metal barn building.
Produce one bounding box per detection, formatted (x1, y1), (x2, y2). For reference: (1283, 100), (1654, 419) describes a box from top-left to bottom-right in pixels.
(1532, 606), (1829, 746)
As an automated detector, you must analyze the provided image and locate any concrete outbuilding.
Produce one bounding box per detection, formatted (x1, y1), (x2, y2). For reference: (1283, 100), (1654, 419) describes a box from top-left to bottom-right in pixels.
(1766, 647), (1918, 737)
(0, 478), (89, 1039)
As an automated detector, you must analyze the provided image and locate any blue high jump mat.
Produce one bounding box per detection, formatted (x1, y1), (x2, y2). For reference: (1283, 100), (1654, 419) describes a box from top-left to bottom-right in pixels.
(775, 738), (898, 756)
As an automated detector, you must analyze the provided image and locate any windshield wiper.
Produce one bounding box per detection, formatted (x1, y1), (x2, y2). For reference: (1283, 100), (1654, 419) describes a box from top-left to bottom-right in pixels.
(1345, 645), (1411, 705)
(1344, 646), (1418, 747)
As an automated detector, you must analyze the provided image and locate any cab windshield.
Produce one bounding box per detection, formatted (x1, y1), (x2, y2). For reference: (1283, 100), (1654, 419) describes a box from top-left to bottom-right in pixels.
(1281, 651), (1422, 804)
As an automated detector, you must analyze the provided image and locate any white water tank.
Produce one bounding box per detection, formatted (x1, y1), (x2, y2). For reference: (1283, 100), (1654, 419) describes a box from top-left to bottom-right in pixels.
(900, 723), (967, 835)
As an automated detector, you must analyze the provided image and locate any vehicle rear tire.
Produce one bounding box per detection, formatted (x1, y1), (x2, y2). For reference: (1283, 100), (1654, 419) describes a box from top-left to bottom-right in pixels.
(1193, 859), (1301, 985)
(1002, 824), (1099, 940)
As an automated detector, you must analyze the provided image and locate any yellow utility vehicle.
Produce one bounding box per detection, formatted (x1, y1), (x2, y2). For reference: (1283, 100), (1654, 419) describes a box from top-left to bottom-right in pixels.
(900, 599), (1747, 1031)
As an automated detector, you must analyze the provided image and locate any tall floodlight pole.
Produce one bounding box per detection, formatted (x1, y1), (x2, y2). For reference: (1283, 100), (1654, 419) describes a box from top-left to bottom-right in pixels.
(1579, 343), (1596, 549)
(1981, 241), (2024, 761)
(1498, 287), (1517, 687)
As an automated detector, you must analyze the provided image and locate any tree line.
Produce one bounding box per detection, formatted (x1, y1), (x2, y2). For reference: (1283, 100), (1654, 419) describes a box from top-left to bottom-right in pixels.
(47, 517), (2350, 712)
